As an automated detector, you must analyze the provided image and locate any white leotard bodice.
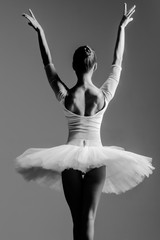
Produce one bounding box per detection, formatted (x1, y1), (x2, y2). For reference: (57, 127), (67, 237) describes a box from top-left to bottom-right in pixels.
(62, 96), (108, 146)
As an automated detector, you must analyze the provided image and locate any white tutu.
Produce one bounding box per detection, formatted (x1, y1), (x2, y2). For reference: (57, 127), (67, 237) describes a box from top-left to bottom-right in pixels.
(15, 143), (154, 194)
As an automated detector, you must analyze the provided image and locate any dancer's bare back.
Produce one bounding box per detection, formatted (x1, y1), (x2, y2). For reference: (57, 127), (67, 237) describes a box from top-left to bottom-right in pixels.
(64, 85), (105, 116)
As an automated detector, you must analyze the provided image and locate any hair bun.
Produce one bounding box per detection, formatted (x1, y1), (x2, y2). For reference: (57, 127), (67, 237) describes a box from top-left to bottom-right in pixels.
(84, 46), (92, 56)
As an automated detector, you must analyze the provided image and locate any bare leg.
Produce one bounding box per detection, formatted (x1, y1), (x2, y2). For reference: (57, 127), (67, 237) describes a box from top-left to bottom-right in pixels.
(62, 166), (106, 240)
(81, 166), (106, 240)
(62, 169), (83, 240)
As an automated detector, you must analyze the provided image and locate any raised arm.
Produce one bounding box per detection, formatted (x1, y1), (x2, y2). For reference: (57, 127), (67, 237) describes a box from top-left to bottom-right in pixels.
(22, 9), (68, 102)
(113, 3), (136, 66)
(101, 3), (136, 102)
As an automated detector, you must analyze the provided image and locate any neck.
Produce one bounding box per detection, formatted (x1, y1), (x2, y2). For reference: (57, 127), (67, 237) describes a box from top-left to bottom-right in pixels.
(76, 72), (93, 88)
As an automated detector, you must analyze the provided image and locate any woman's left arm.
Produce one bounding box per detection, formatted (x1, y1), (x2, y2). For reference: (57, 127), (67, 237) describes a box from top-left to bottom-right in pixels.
(113, 3), (136, 66)
(101, 3), (136, 102)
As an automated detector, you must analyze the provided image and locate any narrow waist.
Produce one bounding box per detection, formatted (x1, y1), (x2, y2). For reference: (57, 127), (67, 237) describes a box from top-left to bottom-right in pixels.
(66, 139), (102, 147)
(66, 129), (102, 146)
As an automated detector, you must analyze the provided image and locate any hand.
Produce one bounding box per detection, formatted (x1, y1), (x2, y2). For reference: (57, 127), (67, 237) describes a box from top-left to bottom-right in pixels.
(120, 3), (136, 28)
(22, 9), (42, 31)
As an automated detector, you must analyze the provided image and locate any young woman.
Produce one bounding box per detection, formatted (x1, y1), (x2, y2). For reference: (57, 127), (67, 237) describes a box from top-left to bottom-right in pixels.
(15, 3), (154, 240)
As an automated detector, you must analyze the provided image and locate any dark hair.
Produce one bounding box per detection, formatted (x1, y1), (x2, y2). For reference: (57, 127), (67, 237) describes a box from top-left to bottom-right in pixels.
(72, 46), (97, 74)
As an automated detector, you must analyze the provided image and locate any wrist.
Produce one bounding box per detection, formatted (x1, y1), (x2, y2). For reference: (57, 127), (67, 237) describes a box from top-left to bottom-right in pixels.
(119, 24), (125, 30)
(37, 25), (43, 33)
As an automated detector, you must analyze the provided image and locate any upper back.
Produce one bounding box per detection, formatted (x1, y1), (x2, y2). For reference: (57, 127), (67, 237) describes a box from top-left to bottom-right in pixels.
(64, 85), (105, 116)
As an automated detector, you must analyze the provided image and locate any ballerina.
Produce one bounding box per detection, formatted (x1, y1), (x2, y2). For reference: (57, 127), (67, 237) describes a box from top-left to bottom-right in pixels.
(15, 3), (154, 240)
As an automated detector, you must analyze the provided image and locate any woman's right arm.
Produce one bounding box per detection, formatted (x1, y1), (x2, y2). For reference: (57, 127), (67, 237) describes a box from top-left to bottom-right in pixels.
(100, 3), (136, 102)
(22, 9), (68, 102)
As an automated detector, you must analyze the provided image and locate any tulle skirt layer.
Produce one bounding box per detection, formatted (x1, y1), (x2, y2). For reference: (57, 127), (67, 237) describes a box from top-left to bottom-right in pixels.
(15, 144), (154, 194)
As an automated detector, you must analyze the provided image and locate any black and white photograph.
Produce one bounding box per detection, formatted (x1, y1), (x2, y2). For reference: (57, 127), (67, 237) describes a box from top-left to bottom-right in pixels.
(0, 0), (158, 240)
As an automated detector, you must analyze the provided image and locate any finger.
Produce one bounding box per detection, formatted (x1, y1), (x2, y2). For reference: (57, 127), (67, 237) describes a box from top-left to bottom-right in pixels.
(22, 13), (27, 17)
(22, 13), (30, 21)
(128, 17), (134, 22)
(126, 5), (136, 16)
(29, 9), (36, 19)
(127, 9), (135, 18)
(128, 5), (136, 13)
(22, 14), (33, 25)
(124, 3), (127, 15)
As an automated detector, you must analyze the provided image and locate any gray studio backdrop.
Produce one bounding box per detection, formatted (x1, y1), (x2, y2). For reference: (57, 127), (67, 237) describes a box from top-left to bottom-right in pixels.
(0, 0), (159, 240)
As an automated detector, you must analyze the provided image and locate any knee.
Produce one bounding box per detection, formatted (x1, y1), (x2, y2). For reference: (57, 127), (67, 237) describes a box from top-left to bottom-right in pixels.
(82, 211), (95, 227)
(81, 214), (95, 240)
(88, 211), (95, 221)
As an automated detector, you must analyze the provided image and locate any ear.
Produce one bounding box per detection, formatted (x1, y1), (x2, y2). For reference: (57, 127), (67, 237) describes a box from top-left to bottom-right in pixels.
(93, 62), (97, 72)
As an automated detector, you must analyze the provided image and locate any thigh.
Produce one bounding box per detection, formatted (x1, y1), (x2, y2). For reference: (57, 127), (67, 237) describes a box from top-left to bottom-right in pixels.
(62, 168), (83, 223)
(82, 166), (106, 220)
